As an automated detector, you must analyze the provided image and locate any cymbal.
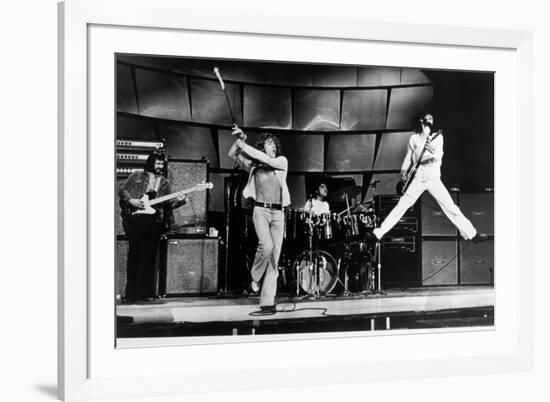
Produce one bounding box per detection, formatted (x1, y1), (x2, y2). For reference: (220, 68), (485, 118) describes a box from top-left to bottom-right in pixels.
(328, 186), (364, 202)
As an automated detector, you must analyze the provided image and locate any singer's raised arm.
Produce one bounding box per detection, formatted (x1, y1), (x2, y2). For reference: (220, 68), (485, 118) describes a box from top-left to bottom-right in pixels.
(238, 141), (288, 171)
(228, 140), (253, 172)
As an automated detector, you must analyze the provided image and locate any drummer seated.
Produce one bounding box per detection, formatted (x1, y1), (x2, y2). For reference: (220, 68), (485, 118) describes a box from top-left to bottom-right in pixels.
(304, 182), (330, 216)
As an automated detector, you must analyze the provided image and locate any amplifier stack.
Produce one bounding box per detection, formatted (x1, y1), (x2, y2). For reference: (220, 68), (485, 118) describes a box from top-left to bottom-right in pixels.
(419, 191), (494, 286)
(375, 195), (421, 288)
(375, 191), (494, 288)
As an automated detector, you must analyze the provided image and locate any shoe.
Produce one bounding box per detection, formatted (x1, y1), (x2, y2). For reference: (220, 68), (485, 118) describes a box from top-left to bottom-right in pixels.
(251, 280), (260, 293)
(472, 233), (489, 244)
(368, 229), (382, 242)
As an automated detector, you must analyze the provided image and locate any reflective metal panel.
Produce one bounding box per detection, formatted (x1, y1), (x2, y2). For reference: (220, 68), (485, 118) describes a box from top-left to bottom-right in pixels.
(243, 86), (292, 129)
(190, 78), (242, 125)
(386, 86), (433, 129)
(400, 68), (431, 85)
(326, 134), (376, 171)
(162, 123), (218, 166)
(373, 132), (412, 170)
(293, 89), (340, 131)
(218, 130), (323, 172)
(279, 135), (324, 172)
(135, 68), (191, 121)
(116, 64), (138, 113)
(265, 64), (312, 86)
(311, 66), (357, 87)
(287, 175), (306, 209)
(119, 56), (268, 84)
(340, 89), (387, 130)
(357, 67), (401, 87)
(116, 115), (157, 140)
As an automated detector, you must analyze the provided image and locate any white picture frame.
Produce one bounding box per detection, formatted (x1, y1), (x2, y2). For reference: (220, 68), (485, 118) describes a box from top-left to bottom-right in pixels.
(58, 0), (533, 400)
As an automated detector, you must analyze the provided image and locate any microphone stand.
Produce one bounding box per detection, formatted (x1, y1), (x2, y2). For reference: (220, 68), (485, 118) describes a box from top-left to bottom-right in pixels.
(370, 181), (385, 295)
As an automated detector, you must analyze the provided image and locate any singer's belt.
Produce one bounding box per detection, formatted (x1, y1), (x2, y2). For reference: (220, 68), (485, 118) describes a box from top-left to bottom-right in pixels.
(254, 201), (283, 210)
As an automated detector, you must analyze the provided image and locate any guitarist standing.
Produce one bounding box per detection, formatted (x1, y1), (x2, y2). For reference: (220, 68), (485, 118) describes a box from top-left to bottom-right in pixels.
(372, 114), (484, 243)
(118, 151), (187, 303)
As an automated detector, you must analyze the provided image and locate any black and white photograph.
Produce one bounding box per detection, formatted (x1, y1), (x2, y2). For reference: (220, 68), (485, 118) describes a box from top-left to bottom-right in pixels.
(114, 55), (494, 341)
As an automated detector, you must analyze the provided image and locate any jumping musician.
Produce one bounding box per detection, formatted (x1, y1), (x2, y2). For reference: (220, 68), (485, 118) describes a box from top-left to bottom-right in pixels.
(372, 113), (487, 243)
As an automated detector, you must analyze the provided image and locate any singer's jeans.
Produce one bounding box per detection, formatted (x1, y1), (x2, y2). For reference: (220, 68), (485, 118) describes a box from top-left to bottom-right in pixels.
(250, 207), (285, 307)
(373, 170), (477, 240)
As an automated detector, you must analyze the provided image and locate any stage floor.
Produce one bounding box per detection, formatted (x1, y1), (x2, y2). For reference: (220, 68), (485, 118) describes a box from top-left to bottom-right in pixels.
(116, 286), (495, 341)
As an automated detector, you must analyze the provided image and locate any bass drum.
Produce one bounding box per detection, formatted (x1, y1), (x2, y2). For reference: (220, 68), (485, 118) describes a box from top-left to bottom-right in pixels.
(292, 250), (339, 296)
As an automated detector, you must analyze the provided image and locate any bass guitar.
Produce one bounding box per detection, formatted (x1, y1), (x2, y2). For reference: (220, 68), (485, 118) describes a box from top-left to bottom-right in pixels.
(396, 130), (442, 195)
(124, 182), (213, 216)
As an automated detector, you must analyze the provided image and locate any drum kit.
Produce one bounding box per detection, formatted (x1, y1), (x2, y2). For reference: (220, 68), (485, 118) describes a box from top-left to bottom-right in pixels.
(283, 185), (382, 298)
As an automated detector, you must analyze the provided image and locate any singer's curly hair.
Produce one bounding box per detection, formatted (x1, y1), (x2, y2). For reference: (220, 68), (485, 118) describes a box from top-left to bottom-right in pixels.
(255, 133), (282, 156)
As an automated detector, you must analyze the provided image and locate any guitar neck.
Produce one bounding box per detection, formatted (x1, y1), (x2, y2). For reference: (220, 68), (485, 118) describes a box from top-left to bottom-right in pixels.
(413, 130), (442, 169)
(148, 188), (198, 206)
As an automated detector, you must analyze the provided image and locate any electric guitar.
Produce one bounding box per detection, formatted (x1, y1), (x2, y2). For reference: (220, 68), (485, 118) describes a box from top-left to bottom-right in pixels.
(397, 130), (442, 195)
(124, 182), (213, 216)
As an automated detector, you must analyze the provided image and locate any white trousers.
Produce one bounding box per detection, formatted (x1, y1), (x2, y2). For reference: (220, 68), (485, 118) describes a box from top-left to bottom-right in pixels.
(373, 175), (477, 240)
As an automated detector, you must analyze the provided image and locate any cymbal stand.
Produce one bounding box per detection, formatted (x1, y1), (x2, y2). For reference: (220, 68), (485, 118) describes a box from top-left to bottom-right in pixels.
(341, 193), (353, 296)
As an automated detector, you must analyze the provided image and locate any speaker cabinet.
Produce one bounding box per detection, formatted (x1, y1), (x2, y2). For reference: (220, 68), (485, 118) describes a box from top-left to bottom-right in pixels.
(460, 240), (494, 285)
(421, 192), (458, 236)
(115, 238), (128, 299)
(381, 241), (420, 288)
(167, 159), (208, 234)
(459, 193), (494, 236)
(164, 236), (219, 295)
(421, 239), (458, 286)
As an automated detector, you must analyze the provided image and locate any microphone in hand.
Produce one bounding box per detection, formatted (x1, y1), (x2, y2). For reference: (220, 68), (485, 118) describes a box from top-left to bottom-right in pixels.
(231, 124), (246, 140)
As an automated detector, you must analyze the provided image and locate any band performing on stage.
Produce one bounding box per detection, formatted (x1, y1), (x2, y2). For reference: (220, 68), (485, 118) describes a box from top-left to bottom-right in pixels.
(115, 60), (494, 336)
(117, 113), (488, 310)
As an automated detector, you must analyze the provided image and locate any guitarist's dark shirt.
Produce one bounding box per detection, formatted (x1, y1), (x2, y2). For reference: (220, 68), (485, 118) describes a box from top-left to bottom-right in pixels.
(118, 171), (181, 225)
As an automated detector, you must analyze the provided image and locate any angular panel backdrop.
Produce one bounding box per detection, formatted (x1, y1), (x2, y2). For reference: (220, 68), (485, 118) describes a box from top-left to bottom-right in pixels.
(340, 89), (387, 130)
(116, 64), (138, 114)
(373, 132), (412, 171)
(189, 78), (242, 125)
(293, 89), (340, 131)
(326, 134), (376, 171)
(386, 86), (433, 129)
(243, 86), (292, 129)
(162, 123), (218, 166)
(135, 69), (191, 121)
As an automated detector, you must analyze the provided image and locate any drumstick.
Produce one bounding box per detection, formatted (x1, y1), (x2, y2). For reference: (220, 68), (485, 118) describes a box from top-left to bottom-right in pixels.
(213, 67), (237, 125)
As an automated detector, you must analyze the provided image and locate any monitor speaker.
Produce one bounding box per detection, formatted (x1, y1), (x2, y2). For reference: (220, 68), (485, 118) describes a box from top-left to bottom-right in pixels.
(421, 239), (458, 285)
(460, 240), (494, 285)
(164, 236), (219, 295)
